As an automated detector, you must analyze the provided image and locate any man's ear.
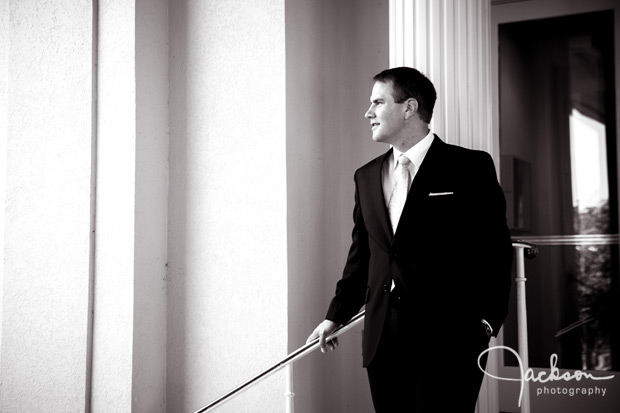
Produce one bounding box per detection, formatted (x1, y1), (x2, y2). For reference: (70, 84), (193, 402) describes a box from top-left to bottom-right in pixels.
(404, 98), (418, 119)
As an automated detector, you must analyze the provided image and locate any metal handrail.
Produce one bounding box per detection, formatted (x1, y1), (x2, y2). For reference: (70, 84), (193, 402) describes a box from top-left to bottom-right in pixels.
(195, 240), (538, 413)
(194, 310), (366, 413)
(514, 233), (619, 245)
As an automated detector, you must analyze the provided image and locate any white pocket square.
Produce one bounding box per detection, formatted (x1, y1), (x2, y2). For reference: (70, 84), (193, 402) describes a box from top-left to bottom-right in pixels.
(428, 191), (454, 196)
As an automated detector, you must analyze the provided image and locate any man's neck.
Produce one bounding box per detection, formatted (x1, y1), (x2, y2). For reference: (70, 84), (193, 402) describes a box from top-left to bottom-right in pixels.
(392, 127), (430, 153)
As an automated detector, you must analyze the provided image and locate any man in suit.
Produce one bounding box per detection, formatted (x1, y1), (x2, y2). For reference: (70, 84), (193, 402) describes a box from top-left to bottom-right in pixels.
(307, 67), (513, 412)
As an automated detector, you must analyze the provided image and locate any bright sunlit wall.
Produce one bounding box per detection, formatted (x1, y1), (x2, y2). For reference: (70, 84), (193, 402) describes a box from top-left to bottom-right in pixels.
(1, 0), (387, 412)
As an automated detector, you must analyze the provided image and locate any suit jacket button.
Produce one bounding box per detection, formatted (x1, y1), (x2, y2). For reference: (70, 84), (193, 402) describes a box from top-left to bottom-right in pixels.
(389, 252), (397, 259)
(383, 284), (390, 293)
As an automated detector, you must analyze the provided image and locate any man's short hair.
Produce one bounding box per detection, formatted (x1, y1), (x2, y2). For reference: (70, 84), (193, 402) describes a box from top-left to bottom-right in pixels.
(373, 67), (437, 124)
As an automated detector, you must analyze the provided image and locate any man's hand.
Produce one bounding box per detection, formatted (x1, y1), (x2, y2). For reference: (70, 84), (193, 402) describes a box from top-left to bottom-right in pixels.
(306, 320), (340, 353)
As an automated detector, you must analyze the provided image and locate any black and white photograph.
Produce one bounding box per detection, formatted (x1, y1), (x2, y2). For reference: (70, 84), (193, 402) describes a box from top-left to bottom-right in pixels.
(1, 0), (619, 412)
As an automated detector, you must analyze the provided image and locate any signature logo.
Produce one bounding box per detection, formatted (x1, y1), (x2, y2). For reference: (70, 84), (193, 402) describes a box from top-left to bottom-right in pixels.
(478, 345), (615, 407)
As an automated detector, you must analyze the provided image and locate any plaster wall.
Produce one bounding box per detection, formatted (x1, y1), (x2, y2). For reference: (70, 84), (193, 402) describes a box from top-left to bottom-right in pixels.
(0, 1), (94, 411)
(133, 0), (169, 410)
(167, 1), (288, 412)
(0, 1), (389, 411)
(0, 0), (8, 383)
(286, 0), (389, 412)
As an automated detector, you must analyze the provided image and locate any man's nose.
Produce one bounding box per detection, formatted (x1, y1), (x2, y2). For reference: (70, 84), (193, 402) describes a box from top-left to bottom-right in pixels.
(365, 107), (373, 118)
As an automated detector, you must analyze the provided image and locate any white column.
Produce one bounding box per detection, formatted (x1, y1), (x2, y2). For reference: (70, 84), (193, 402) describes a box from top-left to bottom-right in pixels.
(1, 1), (94, 411)
(91, 2), (136, 409)
(390, 0), (496, 157)
(91, 0), (169, 411)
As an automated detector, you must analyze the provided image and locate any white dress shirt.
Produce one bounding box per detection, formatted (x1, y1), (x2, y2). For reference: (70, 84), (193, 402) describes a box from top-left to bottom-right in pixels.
(382, 130), (434, 206)
(382, 130), (433, 292)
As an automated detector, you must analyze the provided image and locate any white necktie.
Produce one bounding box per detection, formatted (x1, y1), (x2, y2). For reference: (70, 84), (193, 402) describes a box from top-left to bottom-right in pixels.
(388, 155), (412, 234)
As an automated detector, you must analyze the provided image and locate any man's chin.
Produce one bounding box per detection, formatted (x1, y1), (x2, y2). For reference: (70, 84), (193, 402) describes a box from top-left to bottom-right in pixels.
(371, 134), (388, 144)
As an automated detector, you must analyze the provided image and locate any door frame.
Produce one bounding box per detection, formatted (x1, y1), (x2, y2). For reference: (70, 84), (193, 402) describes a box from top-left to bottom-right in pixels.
(491, 1), (620, 412)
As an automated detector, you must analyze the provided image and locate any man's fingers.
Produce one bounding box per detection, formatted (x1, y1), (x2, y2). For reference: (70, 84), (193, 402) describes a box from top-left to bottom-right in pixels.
(319, 330), (327, 352)
(308, 320), (340, 353)
(326, 337), (339, 351)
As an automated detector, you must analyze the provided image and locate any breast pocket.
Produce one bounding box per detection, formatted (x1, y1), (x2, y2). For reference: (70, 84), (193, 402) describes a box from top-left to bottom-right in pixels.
(424, 193), (461, 235)
(426, 193), (458, 216)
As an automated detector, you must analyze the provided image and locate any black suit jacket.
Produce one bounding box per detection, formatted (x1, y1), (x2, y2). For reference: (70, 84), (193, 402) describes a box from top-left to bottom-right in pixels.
(325, 136), (513, 367)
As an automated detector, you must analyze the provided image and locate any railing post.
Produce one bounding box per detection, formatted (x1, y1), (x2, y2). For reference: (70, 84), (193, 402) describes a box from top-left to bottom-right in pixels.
(285, 364), (295, 413)
(512, 241), (537, 413)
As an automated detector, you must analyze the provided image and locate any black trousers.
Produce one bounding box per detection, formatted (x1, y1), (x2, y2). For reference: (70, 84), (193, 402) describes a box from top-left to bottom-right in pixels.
(366, 290), (489, 412)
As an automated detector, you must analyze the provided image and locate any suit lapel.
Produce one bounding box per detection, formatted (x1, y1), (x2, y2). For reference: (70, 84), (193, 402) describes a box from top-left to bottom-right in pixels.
(366, 149), (394, 244)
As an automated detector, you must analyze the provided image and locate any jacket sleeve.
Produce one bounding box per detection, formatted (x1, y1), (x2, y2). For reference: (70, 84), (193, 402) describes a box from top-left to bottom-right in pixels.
(325, 171), (371, 325)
